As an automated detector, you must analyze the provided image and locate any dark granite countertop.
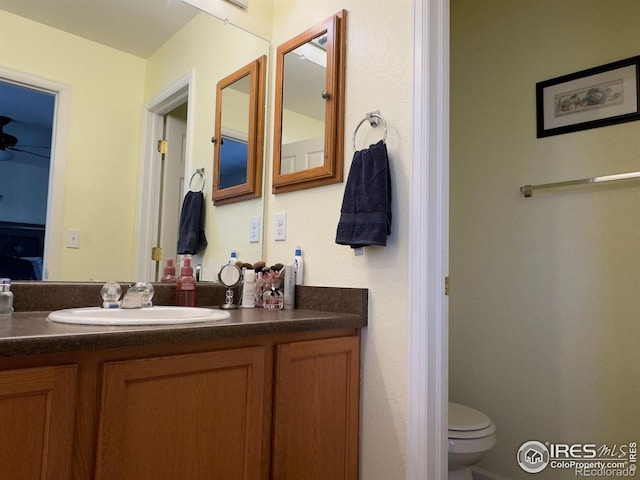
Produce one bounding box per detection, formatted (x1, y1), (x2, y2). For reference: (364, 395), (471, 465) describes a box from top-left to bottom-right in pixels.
(0, 308), (364, 358)
(0, 284), (368, 358)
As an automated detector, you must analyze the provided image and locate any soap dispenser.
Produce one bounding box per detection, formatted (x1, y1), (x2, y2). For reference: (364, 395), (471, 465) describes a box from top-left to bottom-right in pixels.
(0, 278), (14, 318)
(161, 258), (177, 283)
(177, 257), (196, 307)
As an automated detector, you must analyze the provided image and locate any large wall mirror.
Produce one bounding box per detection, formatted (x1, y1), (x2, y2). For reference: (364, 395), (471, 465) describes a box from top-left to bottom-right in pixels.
(272, 10), (347, 194)
(0, 0), (269, 282)
(212, 55), (266, 206)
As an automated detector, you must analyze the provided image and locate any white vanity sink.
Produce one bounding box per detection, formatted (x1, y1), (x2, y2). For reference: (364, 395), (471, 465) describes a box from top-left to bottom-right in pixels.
(47, 306), (231, 326)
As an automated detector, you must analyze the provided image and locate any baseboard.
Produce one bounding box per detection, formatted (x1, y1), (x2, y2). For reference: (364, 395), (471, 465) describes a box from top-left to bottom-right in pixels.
(472, 466), (513, 480)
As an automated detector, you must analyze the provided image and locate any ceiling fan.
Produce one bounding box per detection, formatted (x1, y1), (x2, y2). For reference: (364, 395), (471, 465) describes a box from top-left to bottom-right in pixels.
(0, 115), (51, 160)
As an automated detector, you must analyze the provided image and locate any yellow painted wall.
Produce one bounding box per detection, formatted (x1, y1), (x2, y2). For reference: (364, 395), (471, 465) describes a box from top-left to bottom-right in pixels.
(266, 1), (414, 478)
(451, 1), (640, 478)
(2, 4), (415, 477)
(221, 88), (250, 135)
(281, 109), (323, 144)
(0, 10), (145, 280)
(144, 11), (269, 277)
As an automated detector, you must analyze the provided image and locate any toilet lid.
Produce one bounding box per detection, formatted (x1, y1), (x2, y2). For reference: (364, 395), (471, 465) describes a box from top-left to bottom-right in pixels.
(448, 402), (492, 432)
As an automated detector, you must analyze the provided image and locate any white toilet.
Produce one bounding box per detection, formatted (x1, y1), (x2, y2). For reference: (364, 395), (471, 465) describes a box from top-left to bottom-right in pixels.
(448, 402), (496, 480)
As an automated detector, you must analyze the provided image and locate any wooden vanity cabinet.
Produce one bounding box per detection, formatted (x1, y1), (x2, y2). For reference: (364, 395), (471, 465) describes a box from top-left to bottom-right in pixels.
(0, 365), (77, 480)
(94, 346), (269, 480)
(0, 329), (360, 480)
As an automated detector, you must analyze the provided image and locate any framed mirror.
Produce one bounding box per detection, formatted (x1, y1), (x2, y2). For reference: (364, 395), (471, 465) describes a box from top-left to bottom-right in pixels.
(213, 55), (266, 205)
(272, 10), (347, 194)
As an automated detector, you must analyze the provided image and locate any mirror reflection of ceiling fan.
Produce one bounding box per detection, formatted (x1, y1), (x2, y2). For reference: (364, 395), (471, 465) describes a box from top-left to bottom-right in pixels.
(0, 115), (50, 161)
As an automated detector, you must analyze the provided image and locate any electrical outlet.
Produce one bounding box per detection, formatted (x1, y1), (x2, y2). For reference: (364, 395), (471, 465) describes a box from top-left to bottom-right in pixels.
(249, 216), (260, 243)
(66, 229), (80, 249)
(274, 213), (287, 241)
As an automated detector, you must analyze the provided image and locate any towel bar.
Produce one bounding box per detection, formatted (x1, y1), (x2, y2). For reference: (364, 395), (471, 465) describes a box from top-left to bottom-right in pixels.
(520, 171), (640, 198)
(352, 110), (387, 151)
(189, 168), (205, 192)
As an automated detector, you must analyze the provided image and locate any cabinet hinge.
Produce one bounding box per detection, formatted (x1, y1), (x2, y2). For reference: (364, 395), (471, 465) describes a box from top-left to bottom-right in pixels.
(151, 246), (163, 261)
(157, 139), (168, 154)
(444, 276), (450, 296)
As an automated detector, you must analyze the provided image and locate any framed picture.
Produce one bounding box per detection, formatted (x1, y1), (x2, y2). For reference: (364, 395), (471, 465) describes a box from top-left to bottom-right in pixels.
(536, 55), (640, 138)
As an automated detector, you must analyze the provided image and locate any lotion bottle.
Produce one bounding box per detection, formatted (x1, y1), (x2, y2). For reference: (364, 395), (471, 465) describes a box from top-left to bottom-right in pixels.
(241, 268), (256, 308)
(177, 257), (196, 307)
(294, 246), (304, 285)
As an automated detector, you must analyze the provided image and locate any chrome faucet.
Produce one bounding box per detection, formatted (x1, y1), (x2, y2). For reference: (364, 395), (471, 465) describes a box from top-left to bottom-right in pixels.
(121, 282), (154, 309)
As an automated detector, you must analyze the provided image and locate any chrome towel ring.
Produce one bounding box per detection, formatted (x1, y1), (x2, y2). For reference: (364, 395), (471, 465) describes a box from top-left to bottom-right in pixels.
(189, 168), (205, 192)
(352, 110), (387, 152)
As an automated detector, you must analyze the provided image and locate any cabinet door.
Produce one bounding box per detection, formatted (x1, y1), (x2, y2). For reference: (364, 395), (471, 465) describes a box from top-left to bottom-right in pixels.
(95, 347), (268, 480)
(273, 336), (360, 480)
(0, 365), (78, 480)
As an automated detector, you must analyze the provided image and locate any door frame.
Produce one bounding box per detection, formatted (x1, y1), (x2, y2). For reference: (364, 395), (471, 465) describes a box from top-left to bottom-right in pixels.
(0, 66), (70, 280)
(134, 71), (194, 281)
(407, 0), (449, 478)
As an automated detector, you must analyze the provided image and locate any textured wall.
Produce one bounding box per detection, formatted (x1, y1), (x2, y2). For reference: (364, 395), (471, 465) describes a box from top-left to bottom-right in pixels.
(265, 1), (414, 478)
(451, 1), (640, 478)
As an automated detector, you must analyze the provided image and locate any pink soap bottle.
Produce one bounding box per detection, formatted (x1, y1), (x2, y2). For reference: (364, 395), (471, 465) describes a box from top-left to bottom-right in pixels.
(177, 257), (196, 307)
(161, 258), (177, 283)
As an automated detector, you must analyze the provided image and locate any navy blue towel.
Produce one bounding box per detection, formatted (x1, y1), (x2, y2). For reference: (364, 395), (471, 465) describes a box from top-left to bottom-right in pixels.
(335, 140), (392, 249)
(177, 191), (207, 255)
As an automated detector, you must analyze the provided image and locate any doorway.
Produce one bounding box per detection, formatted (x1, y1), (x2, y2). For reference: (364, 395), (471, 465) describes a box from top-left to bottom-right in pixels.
(0, 79), (55, 280)
(406, 0), (449, 478)
(134, 73), (193, 282)
(156, 104), (188, 280)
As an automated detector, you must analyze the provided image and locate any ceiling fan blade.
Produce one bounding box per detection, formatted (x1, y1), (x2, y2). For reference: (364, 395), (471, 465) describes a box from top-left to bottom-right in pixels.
(0, 116), (19, 148)
(13, 144), (51, 149)
(0, 133), (18, 148)
(8, 147), (50, 159)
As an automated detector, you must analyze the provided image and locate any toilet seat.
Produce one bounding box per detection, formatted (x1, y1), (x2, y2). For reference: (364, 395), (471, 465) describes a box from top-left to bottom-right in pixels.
(448, 402), (495, 439)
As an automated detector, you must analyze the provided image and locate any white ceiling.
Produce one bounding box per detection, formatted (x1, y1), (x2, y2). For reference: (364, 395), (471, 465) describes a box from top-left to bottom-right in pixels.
(0, 0), (201, 167)
(0, 0), (200, 58)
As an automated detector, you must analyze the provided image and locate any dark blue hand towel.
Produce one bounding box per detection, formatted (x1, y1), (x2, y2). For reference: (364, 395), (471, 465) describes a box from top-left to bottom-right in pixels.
(335, 140), (392, 249)
(177, 191), (208, 255)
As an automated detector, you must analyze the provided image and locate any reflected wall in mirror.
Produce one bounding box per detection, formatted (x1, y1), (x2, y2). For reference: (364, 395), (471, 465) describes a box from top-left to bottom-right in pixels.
(272, 10), (347, 194)
(213, 55), (266, 206)
(0, 2), (269, 281)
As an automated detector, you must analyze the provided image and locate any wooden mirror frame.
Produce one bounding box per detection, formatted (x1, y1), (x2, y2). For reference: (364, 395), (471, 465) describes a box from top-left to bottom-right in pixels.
(212, 55), (266, 205)
(272, 10), (347, 194)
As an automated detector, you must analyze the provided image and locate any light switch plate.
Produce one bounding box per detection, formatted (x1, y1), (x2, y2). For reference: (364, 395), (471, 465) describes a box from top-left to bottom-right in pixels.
(274, 213), (287, 241)
(67, 229), (80, 249)
(249, 216), (260, 243)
